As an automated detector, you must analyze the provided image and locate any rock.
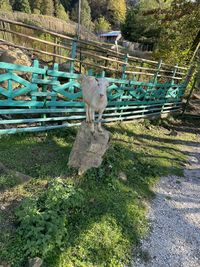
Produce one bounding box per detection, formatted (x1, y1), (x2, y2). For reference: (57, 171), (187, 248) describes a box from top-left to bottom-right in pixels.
(0, 262), (11, 267)
(169, 129), (178, 136)
(0, 48), (31, 67)
(0, 48), (32, 89)
(28, 257), (43, 267)
(0, 161), (32, 182)
(68, 122), (110, 175)
(119, 171), (127, 181)
(0, 44), (9, 52)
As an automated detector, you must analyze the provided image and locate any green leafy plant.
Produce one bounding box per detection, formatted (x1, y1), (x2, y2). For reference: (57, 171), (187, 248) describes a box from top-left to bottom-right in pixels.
(15, 179), (84, 258)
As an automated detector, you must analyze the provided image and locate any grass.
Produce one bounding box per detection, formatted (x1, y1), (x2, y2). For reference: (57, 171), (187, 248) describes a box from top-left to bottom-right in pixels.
(0, 120), (197, 267)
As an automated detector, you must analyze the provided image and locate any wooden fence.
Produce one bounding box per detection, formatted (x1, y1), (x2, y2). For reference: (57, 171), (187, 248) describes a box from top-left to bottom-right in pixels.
(0, 18), (192, 134)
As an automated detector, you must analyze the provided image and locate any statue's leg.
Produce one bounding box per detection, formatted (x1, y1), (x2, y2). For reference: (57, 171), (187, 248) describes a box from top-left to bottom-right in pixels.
(89, 108), (95, 133)
(86, 104), (89, 123)
(97, 111), (103, 132)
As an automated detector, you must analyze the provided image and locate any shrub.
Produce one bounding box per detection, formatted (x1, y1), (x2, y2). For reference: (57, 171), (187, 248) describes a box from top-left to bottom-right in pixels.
(15, 179), (84, 258)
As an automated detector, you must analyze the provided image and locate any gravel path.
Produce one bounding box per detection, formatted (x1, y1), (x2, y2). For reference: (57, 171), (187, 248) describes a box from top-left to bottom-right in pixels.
(132, 142), (200, 267)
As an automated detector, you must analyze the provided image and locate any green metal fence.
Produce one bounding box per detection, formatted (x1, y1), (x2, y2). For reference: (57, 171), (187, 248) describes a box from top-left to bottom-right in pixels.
(0, 58), (188, 135)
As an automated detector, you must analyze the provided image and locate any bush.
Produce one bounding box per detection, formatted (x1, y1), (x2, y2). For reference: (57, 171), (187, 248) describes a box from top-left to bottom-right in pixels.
(95, 16), (111, 34)
(15, 179), (84, 258)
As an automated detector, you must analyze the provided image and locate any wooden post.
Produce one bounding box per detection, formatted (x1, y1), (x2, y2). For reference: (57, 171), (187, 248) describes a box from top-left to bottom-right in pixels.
(138, 61), (144, 81)
(119, 54), (128, 120)
(101, 70), (105, 78)
(88, 69), (93, 76)
(70, 40), (77, 74)
(41, 66), (48, 126)
(8, 70), (13, 102)
(51, 63), (58, 109)
(31, 60), (39, 108)
(153, 59), (162, 84)
(79, 47), (82, 73)
(182, 75), (197, 116)
(53, 37), (58, 64)
(122, 54), (128, 80)
(105, 53), (109, 68)
(183, 63), (196, 89)
(171, 63), (178, 85)
(68, 40), (77, 94)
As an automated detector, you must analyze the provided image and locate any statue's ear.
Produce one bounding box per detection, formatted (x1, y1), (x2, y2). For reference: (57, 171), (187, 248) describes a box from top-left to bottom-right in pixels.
(103, 78), (109, 87)
(106, 79), (109, 87)
(77, 74), (87, 84)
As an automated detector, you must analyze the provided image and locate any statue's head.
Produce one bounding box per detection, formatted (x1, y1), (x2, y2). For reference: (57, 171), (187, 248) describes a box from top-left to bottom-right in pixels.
(95, 78), (109, 98)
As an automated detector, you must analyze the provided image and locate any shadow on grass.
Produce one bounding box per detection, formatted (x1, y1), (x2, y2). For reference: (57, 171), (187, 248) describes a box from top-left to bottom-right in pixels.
(0, 122), (195, 267)
(0, 127), (78, 185)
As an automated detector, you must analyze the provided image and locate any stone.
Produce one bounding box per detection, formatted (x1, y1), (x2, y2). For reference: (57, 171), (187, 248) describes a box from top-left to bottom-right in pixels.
(0, 48), (32, 89)
(0, 48), (31, 67)
(0, 262), (11, 267)
(119, 171), (127, 181)
(169, 129), (178, 136)
(28, 257), (43, 267)
(68, 121), (110, 175)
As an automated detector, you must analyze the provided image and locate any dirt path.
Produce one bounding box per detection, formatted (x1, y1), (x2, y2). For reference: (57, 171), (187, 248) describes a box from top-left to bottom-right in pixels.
(132, 142), (200, 267)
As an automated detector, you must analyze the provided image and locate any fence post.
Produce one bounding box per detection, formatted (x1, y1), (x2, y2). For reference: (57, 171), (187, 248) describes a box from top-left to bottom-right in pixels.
(122, 53), (128, 80)
(31, 60), (39, 108)
(181, 64), (197, 115)
(153, 60), (162, 114)
(70, 39), (77, 74)
(41, 66), (48, 125)
(88, 69), (93, 76)
(138, 61), (144, 81)
(119, 54), (129, 121)
(53, 37), (58, 64)
(105, 53), (109, 68)
(153, 59), (162, 84)
(51, 63), (58, 110)
(7, 70), (13, 102)
(101, 70), (105, 78)
(182, 63), (196, 90)
(182, 76), (197, 116)
(79, 47), (82, 73)
(68, 39), (77, 94)
(171, 63), (178, 85)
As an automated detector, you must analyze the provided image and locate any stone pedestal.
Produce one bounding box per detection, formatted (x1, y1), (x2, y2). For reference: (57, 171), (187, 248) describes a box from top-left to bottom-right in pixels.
(68, 122), (110, 175)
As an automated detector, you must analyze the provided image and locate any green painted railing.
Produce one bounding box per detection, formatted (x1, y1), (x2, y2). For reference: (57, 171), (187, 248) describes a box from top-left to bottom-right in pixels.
(0, 59), (188, 135)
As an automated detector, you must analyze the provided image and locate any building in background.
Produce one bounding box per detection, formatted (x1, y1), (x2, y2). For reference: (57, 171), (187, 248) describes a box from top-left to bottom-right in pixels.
(98, 31), (153, 52)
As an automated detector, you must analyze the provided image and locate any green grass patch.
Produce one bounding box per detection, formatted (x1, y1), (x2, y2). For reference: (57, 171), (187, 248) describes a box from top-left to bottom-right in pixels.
(0, 121), (196, 267)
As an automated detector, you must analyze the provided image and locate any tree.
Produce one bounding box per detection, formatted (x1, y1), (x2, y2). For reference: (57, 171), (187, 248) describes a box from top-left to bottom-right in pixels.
(71, 0), (93, 30)
(126, 0), (139, 7)
(54, 0), (69, 20)
(41, 0), (54, 16)
(31, 0), (43, 14)
(95, 16), (111, 33)
(60, 0), (74, 11)
(0, 0), (12, 11)
(139, 0), (172, 10)
(107, 0), (127, 27)
(154, 0), (200, 64)
(56, 3), (69, 20)
(13, 0), (31, 13)
(88, 0), (107, 20)
(121, 8), (161, 44)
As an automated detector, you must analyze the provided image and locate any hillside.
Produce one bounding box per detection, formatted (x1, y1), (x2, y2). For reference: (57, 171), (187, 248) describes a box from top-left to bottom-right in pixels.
(0, 11), (98, 41)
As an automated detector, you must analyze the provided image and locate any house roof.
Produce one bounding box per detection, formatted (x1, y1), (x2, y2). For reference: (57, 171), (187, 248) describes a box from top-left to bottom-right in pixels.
(98, 31), (121, 37)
